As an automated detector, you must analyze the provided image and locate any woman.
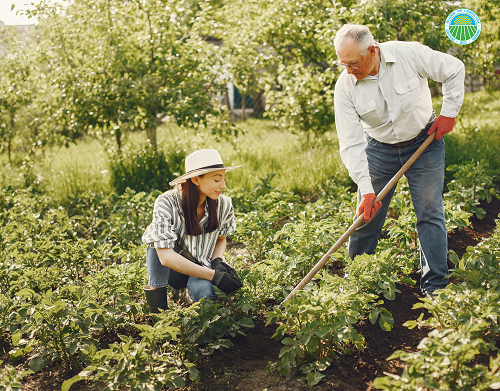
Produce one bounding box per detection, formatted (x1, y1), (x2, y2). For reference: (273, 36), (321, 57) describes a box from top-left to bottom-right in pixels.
(142, 149), (243, 312)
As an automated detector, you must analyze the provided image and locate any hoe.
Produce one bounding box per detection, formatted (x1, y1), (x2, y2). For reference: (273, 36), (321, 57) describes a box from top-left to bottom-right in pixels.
(279, 132), (437, 309)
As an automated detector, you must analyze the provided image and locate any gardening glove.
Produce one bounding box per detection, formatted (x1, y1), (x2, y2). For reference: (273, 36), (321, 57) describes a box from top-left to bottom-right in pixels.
(211, 264), (243, 294)
(211, 257), (238, 279)
(427, 115), (455, 140)
(358, 193), (382, 222)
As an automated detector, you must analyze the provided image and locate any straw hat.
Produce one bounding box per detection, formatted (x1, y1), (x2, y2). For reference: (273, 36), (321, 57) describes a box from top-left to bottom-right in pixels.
(169, 149), (242, 186)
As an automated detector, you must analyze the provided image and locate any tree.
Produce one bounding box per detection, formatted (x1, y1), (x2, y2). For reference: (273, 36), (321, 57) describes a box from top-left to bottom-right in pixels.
(0, 26), (32, 162)
(26, 0), (234, 149)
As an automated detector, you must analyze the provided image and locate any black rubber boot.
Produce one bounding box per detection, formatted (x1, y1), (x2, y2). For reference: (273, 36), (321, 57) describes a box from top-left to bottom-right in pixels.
(143, 285), (168, 313)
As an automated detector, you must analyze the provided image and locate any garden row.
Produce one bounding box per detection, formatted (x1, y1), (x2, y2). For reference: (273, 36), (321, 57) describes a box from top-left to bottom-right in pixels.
(0, 157), (498, 389)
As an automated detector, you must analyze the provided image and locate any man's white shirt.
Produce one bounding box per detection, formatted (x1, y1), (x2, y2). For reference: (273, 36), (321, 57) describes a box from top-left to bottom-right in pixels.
(334, 41), (465, 196)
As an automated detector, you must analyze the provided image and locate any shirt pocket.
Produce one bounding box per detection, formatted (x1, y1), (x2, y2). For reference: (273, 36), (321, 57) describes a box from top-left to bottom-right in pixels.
(355, 100), (381, 127)
(394, 76), (421, 113)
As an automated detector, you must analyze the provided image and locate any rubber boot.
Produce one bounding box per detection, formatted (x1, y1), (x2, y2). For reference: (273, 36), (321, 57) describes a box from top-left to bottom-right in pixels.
(143, 285), (168, 313)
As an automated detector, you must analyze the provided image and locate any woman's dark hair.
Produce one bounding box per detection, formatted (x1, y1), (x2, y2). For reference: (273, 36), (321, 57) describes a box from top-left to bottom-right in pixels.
(181, 176), (219, 236)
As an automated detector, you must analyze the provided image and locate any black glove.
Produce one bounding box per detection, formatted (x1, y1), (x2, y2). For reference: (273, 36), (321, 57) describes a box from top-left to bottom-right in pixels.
(211, 265), (243, 294)
(211, 257), (238, 279)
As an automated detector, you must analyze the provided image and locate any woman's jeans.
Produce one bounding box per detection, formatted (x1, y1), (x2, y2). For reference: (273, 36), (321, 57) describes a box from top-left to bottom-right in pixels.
(146, 245), (217, 302)
(348, 132), (449, 293)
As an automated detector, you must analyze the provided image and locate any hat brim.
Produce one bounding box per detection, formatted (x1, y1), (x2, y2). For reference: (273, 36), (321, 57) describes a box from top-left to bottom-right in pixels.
(169, 165), (242, 186)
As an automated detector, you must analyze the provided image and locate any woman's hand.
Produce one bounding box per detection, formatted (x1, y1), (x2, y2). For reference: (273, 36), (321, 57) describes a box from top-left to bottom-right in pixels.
(211, 257), (238, 279)
(211, 263), (243, 293)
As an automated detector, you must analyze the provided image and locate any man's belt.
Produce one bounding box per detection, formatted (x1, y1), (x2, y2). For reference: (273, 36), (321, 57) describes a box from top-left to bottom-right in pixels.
(394, 115), (435, 148)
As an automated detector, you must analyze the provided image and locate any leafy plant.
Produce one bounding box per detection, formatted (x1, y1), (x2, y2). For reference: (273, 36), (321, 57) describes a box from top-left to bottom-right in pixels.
(445, 160), (498, 219)
(0, 360), (33, 391)
(266, 287), (368, 386)
(108, 144), (185, 195)
(374, 327), (500, 391)
(11, 285), (104, 371)
(62, 318), (188, 391)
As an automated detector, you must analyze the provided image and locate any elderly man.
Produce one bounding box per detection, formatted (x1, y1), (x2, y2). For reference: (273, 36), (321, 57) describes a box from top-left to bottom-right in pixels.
(333, 23), (465, 297)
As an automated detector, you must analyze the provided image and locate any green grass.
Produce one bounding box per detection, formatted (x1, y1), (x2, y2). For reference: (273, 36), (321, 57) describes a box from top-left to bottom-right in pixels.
(1, 89), (499, 202)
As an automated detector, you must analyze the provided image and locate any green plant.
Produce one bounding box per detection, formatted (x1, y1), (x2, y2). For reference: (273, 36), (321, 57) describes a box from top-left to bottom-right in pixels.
(374, 327), (500, 390)
(11, 286), (104, 371)
(266, 287), (368, 386)
(108, 144), (185, 195)
(62, 318), (188, 391)
(0, 360), (33, 391)
(445, 160), (498, 219)
(162, 299), (254, 361)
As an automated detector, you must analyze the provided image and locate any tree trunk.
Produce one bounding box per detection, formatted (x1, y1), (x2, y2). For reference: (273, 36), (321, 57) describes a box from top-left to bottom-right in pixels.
(241, 95), (246, 122)
(115, 129), (122, 150)
(146, 127), (157, 149)
(8, 137), (11, 164)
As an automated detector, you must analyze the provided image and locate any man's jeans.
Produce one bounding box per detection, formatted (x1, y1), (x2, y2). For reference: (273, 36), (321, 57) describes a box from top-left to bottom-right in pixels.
(146, 245), (217, 302)
(348, 133), (449, 293)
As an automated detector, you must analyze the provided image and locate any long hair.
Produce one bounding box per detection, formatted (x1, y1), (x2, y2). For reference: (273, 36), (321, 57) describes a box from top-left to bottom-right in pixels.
(180, 176), (219, 236)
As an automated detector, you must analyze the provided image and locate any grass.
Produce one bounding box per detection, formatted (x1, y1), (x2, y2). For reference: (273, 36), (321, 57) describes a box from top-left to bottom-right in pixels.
(1, 89), (499, 202)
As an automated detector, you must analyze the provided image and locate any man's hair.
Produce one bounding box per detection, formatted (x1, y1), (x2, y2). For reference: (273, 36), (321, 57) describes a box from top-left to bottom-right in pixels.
(334, 24), (375, 53)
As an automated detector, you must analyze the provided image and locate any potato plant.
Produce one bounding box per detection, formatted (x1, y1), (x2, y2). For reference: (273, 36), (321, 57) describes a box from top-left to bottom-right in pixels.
(1, 157), (496, 389)
(375, 219), (500, 390)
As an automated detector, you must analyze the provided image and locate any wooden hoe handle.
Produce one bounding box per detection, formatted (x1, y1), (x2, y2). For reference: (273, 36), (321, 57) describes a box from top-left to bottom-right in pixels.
(279, 133), (436, 308)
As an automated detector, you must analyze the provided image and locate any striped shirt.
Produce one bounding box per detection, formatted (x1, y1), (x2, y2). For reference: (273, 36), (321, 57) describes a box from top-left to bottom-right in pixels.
(142, 189), (237, 267)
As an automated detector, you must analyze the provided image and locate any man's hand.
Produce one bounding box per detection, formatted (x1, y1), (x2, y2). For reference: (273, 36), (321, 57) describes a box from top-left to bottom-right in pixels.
(427, 115), (456, 140)
(358, 193), (382, 222)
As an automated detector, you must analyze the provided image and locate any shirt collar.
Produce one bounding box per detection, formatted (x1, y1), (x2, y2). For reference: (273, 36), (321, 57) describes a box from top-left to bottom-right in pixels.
(199, 201), (209, 226)
(353, 44), (396, 84)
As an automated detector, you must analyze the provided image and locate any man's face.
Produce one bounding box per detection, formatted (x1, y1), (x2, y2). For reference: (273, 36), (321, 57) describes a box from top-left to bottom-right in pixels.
(336, 39), (377, 80)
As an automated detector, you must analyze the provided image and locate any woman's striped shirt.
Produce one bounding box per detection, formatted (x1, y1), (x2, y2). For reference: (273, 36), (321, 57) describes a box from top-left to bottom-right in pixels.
(142, 189), (236, 267)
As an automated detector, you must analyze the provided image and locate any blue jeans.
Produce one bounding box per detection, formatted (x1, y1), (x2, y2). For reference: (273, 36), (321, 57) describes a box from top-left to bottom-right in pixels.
(146, 245), (217, 302)
(348, 132), (448, 293)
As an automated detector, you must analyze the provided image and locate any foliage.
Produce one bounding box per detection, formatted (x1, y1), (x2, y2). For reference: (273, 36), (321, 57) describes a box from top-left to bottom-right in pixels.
(375, 218), (500, 390)
(62, 318), (188, 391)
(11, 285), (104, 371)
(266, 286), (367, 386)
(18, 0), (236, 151)
(0, 360), (33, 391)
(108, 143), (185, 195)
(0, 26), (33, 162)
(374, 327), (500, 391)
(445, 159), (499, 219)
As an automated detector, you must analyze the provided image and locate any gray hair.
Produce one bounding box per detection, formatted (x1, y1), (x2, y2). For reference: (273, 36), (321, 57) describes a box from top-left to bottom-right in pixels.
(334, 24), (375, 53)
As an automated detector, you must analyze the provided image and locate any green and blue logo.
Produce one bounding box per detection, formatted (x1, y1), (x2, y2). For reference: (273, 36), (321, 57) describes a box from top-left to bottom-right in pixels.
(445, 9), (481, 45)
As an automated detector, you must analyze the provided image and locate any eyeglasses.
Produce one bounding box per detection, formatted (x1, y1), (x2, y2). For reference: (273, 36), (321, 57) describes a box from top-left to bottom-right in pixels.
(335, 49), (368, 70)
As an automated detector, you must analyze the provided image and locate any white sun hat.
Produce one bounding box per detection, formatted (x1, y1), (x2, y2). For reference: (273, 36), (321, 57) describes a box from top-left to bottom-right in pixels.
(169, 149), (242, 186)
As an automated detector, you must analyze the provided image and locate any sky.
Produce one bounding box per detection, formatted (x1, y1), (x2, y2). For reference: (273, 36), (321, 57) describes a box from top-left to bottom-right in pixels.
(0, 0), (45, 25)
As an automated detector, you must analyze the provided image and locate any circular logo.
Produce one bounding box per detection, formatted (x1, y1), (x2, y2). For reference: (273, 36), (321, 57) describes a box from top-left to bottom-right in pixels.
(445, 9), (481, 45)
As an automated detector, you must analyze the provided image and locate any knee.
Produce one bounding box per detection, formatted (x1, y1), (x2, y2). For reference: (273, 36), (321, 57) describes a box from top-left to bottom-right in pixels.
(188, 279), (217, 302)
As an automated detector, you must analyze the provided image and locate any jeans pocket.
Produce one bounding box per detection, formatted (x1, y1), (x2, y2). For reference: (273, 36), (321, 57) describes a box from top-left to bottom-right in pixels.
(365, 134), (379, 147)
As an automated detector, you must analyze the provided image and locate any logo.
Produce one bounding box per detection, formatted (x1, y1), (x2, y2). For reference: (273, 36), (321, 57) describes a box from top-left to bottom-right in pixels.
(445, 9), (481, 45)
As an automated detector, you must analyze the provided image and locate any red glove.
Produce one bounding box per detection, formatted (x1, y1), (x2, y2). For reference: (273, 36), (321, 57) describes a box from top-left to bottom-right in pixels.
(427, 115), (456, 140)
(358, 193), (382, 222)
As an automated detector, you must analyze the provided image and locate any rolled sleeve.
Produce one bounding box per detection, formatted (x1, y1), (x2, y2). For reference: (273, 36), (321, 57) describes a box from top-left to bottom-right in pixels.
(142, 195), (180, 249)
(217, 196), (237, 237)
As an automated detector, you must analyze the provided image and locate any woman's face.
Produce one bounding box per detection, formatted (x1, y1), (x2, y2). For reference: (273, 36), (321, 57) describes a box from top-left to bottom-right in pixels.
(193, 170), (227, 200)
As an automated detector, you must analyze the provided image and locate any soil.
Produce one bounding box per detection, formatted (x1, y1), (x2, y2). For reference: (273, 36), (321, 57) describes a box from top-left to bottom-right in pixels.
(3, 197), (499, 391)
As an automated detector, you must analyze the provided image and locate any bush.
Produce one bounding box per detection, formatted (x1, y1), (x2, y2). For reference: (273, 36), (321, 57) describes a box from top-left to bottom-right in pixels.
(108, 144), (185, 195)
